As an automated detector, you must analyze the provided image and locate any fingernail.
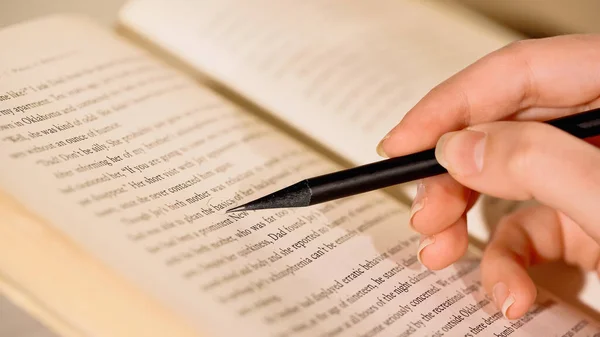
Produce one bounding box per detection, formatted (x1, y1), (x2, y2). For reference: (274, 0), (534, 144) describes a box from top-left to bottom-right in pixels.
(376, 134), (391, 158)
(492, 282), (516, 319)
(409, 180), (426, 229)
(417, 235), (435, 265)
(435, 129), (486, 176)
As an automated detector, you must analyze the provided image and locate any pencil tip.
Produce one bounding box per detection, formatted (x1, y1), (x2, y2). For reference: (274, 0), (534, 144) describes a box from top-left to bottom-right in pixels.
(226, 205), (247, 213)
(225, 181), (312, 213)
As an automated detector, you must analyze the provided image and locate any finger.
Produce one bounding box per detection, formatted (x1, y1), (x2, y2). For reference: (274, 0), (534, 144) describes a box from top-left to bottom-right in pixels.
(417, 215), (468, 270)
(481, 205), (600, 319)
(465, 189), (479, 213)
(378, 34), (600, 157)
(434, 120), (600, 241)
(410, 175), (470, 236)
(510, 96), (600, 122)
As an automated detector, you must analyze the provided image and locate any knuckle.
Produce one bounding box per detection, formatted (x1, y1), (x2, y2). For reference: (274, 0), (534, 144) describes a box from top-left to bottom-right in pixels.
(493, 40), (538, 106)
(494, 212), (515, 235)
(505, 125), (542, 186)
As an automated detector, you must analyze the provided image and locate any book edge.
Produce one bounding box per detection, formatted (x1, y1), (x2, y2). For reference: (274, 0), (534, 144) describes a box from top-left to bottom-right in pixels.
(0, 189), (204, 337)
(0, 274), (81, 337)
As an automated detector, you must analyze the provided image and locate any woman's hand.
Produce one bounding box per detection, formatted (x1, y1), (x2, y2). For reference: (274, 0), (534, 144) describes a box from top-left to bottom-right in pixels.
(377, 34), (600, 320)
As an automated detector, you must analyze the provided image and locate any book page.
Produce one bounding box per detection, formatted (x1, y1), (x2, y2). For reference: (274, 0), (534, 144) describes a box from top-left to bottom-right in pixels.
(119, 0), (520, 165)
(118, 0), (521, 243)
(1, 14), (598, 337)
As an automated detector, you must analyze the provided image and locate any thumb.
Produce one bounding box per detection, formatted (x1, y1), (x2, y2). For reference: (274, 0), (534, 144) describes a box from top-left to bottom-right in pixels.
(434, 120), (600, 242)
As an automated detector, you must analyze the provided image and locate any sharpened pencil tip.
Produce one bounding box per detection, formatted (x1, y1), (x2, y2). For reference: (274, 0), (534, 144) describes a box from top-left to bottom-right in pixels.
(224, 180), (313, 212)
(226, 205), (248, 213)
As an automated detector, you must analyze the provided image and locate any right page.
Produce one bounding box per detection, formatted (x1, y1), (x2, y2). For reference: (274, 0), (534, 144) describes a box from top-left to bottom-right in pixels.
(118, 0), (521, 243)
(118, 0), (519, 166)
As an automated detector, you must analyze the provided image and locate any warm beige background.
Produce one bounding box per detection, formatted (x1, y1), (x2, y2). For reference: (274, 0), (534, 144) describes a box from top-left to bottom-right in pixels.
(1, 1), (599, 337)
(0, 0), (126, 28)
(455, 0), (600, 36)
(2, 0), (600, 34)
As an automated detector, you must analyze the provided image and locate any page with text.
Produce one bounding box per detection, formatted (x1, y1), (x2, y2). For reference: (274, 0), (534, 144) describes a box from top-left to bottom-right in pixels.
(1, 14), (598, 337)
(119, 0), (522, 242)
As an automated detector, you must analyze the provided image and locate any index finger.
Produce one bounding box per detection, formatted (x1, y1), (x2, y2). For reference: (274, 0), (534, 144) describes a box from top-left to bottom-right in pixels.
(379, 34), (600, 157)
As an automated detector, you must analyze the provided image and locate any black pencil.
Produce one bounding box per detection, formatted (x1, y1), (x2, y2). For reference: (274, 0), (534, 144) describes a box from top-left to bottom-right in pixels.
(227, 108), (600, 213)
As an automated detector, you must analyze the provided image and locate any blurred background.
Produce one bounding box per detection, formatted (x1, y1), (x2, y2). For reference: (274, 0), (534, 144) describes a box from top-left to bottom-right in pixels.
(1, 0), (600, 35)
(0, 1), (599, 336)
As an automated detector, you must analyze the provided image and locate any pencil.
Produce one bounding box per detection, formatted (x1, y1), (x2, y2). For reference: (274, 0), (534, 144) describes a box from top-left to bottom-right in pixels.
(227, 107), (600, 212)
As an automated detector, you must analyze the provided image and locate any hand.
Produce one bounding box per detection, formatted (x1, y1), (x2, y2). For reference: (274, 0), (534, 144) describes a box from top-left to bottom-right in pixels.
(377, 34), (600, 320)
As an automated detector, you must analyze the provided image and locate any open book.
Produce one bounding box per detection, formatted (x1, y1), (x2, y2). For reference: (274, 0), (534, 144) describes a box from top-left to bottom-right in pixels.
(1, 1), (598, 336)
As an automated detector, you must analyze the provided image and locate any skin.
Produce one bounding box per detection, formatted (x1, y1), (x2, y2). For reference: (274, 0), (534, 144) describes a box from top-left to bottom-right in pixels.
(377, 34), (600, 320)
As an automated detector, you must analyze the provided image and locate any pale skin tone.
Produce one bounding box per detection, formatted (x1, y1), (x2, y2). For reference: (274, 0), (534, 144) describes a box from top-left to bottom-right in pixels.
(378, 34), (600, 320)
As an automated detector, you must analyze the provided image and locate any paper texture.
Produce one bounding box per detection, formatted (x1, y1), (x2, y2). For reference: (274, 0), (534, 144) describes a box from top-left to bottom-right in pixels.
(0, 11), (599, 337)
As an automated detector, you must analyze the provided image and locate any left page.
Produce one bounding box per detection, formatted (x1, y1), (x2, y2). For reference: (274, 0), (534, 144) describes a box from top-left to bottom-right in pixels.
(1, 14), (599, 337)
